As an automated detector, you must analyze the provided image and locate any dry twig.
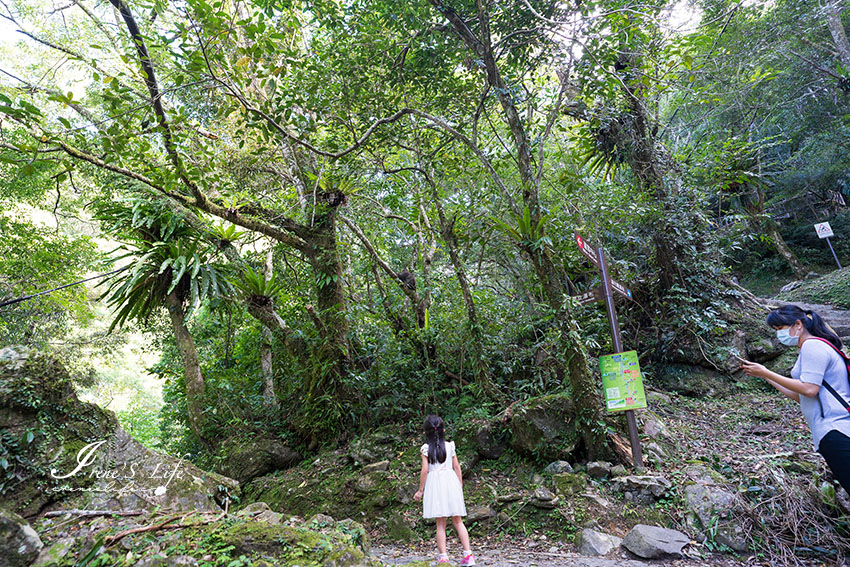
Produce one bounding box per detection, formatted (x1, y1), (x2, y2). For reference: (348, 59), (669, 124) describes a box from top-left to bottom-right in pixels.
(735, 465), (848, 566)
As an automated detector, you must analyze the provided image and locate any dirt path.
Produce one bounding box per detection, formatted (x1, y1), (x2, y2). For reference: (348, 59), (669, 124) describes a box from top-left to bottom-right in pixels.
(371, 543), (747, 566)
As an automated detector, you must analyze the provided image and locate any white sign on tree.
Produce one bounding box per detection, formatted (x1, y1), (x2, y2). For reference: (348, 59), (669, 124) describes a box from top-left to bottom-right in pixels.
(814, 222), (834, 239)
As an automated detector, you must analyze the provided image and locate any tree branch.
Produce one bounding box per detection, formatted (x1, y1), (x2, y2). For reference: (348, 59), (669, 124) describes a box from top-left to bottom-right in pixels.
(9, 131), (309, 252)
(339, 214), (419, 305)
(105, 0), (309, 253)
(407, 109), (518, 213)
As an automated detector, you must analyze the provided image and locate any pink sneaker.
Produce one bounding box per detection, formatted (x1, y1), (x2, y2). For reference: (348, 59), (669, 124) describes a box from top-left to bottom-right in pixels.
(437, 557), (451, 564)
(460, 554), (476, 566)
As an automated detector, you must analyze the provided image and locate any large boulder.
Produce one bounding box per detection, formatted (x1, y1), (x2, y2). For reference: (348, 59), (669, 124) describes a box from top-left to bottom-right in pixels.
(509, 395), (580, 461)
(472, 422), (506, 460)
(553, 472), (586, 498)
(30, 514), (378, 566)
(638, 412), (671, 441)
(654, 364), (734, 398)
(611, 475), (672, 504)
(585, 461), (613, 479)
(684, 483), (738, 528)
(347, 427), (402, 465)
(0, 508), (43, 566)
(217, 436), (300, 483)
(466, 506), (497, 523)
(682, 465), (746, 552)
(576, 528), (622, 556)
(385, 512), (415, 543)
(530, 486), (558, 509)
(544, 461), (573, 475)
(0, 347), (239, 517)
(622, 524), (690, 559)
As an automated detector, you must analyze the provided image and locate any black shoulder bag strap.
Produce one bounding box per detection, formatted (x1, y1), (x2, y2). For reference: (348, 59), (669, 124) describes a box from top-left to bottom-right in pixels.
(807, 337), (850, 414)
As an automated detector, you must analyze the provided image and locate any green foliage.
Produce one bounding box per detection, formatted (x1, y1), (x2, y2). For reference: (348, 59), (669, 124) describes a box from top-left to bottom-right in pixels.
(208, 222), (247, 244)
(780, 210), (850, 270)
(2, 0), (848, 461)
(0, 216), (100, 346)
(491, 205), (552, 254)
(116, 402), (163, 449)
(229, 265), (284, 301)
(94, 198), (232, 329)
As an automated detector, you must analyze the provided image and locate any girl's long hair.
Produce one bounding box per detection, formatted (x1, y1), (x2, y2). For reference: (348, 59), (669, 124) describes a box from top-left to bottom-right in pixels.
(424, 415), (447, 464)
(766, 304), (843, 349)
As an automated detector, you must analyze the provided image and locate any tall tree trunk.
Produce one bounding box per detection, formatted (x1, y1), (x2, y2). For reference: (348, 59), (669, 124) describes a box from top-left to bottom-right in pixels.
(826, 0), (850, 69)
(165, 291), (211, 449)
(529, 243), (608, 457)
(766, 219), (809, 279)
(303, 189), (349, 394)
(260, 246), (279, 409)
(421, 175), (503, 398)
(619, 58), (682, 291)
(744, 188), (809, 279)
(371, 264), (408, 335)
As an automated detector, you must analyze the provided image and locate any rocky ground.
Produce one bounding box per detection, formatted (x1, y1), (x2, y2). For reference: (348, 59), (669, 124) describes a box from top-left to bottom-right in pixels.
(371, 542), (749, 566)
(776, 267), (850, 311)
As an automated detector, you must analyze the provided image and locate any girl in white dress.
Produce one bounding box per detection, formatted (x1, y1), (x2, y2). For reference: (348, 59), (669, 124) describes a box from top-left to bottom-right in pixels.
(414, 415), (476, 565)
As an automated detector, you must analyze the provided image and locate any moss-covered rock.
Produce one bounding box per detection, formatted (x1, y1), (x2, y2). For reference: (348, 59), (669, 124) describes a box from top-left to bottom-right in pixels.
(454, 418), (508, 461)
(30, 514), (379, 567)
(216, 436), (300, 483)
(0, 347), (238, 517)
(347, 426), (403, 465)
(335, 518), (370, 554)
(0, 507), (43, 566)
(777, 267), (850, 311)
(509, 395), (580, 461)
(215, 517), (375, 566)
(31, 536), (75, 566)
(553, 472), (586, 497)
(654, 364), (735, 398)
(385, 512), (416, 542)
(243, 452), (398, 520)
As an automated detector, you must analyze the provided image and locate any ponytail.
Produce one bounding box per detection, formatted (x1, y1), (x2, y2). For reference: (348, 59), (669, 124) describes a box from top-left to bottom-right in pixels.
(424, 415), (447, 464)
(766, 304), (843, 349)
(804, 309), (843, 349)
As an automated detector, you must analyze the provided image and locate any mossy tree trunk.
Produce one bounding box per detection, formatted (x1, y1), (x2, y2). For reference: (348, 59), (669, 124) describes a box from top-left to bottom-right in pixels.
(743, 186), (809, 279)
(617, 53), (684, 292)
(302, 189), (349, 396)
(165, 290), (212, 449)
(260, 246), (279, 410)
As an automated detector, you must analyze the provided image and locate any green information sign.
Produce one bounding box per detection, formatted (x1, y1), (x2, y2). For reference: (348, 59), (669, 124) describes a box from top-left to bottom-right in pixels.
(599, 350), (647, 412)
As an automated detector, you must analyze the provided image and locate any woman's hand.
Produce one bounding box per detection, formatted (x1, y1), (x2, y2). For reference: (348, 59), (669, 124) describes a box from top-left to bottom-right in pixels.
(414, 490), (423, 501)
(740, 360), (768, 378)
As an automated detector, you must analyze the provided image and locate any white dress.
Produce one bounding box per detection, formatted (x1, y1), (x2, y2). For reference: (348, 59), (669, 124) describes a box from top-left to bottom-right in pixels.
(420, 440), (467, 519)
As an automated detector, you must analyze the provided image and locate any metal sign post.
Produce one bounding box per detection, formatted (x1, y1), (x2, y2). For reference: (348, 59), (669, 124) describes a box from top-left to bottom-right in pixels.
(574, 232), (644, 468)
(815, 222), (841, 269)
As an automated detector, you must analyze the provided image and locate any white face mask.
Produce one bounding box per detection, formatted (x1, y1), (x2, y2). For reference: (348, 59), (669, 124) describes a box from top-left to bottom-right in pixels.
(776, 326), (800, 346)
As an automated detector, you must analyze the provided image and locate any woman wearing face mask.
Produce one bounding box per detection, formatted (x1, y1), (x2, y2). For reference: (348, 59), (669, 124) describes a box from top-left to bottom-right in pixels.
(740, 304), (850, 494)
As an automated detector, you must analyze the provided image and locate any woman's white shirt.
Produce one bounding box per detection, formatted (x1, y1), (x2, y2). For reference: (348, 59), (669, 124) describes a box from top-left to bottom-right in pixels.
(792, 339), (850, 450)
